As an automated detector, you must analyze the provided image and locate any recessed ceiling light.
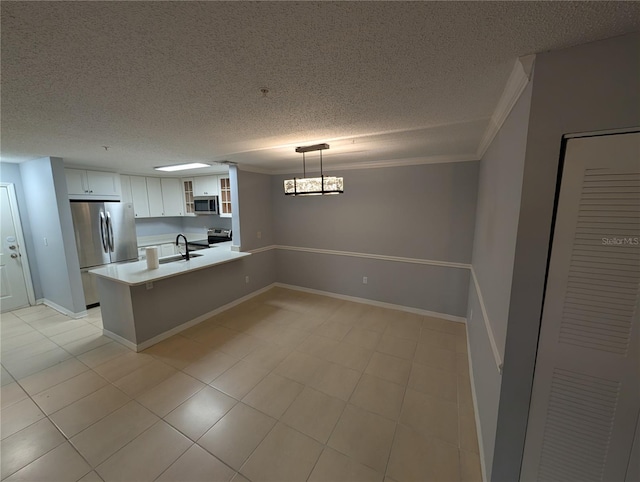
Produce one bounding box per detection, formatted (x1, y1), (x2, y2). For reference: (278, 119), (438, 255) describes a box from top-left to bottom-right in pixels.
(154, 162), (210, 172)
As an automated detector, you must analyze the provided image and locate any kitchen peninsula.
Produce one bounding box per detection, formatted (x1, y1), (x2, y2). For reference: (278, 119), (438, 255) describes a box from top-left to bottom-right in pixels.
(90, 243), (250, 351)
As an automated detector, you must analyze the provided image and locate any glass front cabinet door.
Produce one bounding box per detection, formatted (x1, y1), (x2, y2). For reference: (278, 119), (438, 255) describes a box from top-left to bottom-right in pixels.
(219, 176), (232, 217)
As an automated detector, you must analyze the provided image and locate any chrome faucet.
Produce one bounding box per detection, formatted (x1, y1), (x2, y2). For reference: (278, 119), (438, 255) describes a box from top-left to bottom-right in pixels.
(176, 234), (189, 261)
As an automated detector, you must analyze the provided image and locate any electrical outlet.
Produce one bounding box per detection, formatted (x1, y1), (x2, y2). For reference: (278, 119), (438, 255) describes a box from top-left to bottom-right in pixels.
(362, 276), (368, 284)
(257, 231), (262, 239)
(43, 237), (48, 246)
(245, 276), (250, 284)
(146, 282), (153, 290)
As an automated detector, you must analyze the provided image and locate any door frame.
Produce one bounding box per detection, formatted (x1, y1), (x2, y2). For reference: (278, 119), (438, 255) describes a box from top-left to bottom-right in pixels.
(520, 129), (640, 480)
(1, 182), (36, 307)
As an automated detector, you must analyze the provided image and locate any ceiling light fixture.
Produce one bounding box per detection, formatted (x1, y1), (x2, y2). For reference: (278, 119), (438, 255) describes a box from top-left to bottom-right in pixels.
(154, 162), (210, 172)
(284, 143), (344, 196)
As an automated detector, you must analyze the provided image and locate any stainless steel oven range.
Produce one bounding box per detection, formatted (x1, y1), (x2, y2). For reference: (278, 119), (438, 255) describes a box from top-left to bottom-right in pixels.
(187, 228), (232, 250)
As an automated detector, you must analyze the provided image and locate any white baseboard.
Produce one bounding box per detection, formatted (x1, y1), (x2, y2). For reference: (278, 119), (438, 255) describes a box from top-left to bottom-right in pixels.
(37, 298), (87, 319)
(274, 282), (467, 323)
(104, 281), (467, 353)
(102, 329), (138, 351)
(114, 283), (277, 352)
(465, 322), (489, 482)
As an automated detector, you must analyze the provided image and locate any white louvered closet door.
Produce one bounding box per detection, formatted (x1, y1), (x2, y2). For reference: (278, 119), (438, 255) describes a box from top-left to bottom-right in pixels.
(521, 132), (640, 482)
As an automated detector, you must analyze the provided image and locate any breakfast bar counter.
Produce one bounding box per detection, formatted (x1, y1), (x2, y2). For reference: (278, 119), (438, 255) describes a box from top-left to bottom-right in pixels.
(90, 243), (249, 286)
(90, 244), (256, 352)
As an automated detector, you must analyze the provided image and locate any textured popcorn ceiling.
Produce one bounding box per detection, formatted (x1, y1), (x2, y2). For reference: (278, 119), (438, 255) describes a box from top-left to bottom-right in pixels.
(1, 1), (639, 175)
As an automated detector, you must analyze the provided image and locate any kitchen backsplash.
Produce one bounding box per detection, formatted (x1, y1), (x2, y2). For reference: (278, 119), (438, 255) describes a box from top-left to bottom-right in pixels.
(135, 215), (232, 237)
(182, 215), (232, 232)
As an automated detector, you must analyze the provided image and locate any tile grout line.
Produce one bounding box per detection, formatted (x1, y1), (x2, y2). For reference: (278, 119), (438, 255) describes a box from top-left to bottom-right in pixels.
(5, 306), (246, 479)
(236, 307), (344, 480)
(3, 292), (473, 481)
(97, 417), (193, 480)
(302, 317), (366, 482)
(186, 300), (336, 480)
(380, 315), (426, 480)
(7, 368), (96, 481)
(0, 308), (169, 481)
(7, 325), (114, 480)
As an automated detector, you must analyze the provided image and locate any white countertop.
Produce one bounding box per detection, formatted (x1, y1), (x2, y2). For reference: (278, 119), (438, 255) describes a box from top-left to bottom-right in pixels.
(90, 243), (249, 286)
(137, 232), (208, 247)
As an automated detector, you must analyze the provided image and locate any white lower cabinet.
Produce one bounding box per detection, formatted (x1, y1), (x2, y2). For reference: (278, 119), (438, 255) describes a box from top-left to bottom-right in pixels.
(159, 243), (175, 257)
(137, 244), (176, 259)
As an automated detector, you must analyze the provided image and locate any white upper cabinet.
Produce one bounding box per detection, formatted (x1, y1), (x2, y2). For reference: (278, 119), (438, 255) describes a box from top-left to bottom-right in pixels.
(160, 178), (183, 216)
(65, 168), (121, 200)
(218, 175), (232, 218)
(130, 176), (150, 218)
(193, 176), (219, 197)
(87, 173), (186, 219)
(182, 178), (195, 216)
(65, 169), (86, 194)
(146, 177), (164, 217)
(86, 171), (120, 196)
(144, 177), (184, 217)
(120, 175), (133, 204)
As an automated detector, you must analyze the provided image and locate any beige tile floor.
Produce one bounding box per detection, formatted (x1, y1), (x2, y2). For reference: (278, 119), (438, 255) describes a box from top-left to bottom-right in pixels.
(0, 287), (482, 482)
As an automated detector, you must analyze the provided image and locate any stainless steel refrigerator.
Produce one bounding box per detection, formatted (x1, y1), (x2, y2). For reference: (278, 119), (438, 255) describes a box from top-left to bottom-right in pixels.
(70, 201), (138, 307)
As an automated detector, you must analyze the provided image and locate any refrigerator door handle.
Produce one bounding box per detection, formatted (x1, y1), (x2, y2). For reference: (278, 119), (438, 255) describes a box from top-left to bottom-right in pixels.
(106, 211), (115, 252)
(99, 211), (109, 253)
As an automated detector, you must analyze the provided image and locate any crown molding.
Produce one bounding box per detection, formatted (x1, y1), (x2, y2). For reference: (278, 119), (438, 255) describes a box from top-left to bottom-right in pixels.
(263, 153), (479, 175)
(236, 164), (274, 175)
(475, 54), (535, 159)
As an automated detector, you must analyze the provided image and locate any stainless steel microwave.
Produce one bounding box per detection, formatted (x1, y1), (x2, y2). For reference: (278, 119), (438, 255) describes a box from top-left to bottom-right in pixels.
(194, 196), (219, 214)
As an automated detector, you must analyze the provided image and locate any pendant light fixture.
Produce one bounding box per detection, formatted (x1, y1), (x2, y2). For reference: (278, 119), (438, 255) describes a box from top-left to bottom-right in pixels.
(283, 143), (344, 196)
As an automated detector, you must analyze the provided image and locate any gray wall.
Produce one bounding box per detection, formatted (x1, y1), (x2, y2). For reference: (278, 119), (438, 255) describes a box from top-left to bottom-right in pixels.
(271, 162), (478, 317)
(468, 79), (533, 479)
(273, 162), (478, 262)
(0, 162), (42, 299)
(466, 286), (503, 481)
(277, 249), (470, 317)
(237, 169), (274, 251)
(493, 32), (640, 482)
(471, 81), (532, 354)
(129, 251), (276, 343)
(19, 157), (85, 314)
(51, 158), (85, 313)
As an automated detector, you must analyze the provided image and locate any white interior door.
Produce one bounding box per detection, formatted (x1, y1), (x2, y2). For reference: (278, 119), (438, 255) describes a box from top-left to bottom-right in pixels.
(0, 185), (30, 312)
(521, 132), (640, 481)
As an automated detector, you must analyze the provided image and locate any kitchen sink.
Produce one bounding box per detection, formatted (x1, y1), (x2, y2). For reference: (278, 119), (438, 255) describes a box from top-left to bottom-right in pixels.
(158, 253), (203, 264)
